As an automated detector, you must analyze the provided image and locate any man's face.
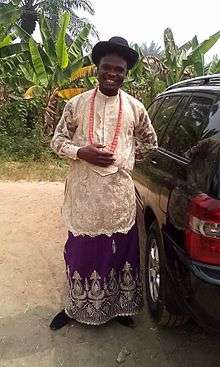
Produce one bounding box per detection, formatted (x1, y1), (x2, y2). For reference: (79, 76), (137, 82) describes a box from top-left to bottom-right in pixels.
(97, 54), (127, 96)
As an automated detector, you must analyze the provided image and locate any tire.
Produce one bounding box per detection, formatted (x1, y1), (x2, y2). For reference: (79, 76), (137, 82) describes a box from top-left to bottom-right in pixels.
(145, 221), (189, 327)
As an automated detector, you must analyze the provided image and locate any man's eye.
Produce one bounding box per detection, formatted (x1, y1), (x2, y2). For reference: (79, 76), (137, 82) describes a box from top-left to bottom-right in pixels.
(101, 65), (109, 71)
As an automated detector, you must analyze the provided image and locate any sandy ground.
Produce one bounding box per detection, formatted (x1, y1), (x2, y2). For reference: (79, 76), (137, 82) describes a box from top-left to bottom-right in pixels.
(0, 181), (220, 367)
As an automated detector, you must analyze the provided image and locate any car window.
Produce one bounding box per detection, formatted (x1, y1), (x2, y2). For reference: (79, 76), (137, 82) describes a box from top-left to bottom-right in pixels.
(204, 99), (220, 141)
(152, 95), (183, 142)
(147, 98), (163, 121)
(160, 96), (190, 148)
(165, 95), (214, 157)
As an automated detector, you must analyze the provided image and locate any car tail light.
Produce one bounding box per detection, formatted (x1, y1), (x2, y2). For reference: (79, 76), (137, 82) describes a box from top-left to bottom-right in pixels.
(186, 194), (220, 265)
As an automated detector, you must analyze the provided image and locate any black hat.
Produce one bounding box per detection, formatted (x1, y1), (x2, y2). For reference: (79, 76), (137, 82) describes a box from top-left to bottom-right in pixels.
(92, 36), (139, 70)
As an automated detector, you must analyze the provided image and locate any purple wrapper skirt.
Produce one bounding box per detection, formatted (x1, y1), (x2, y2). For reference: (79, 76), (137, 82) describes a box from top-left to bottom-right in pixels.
(64, 223), (144, 325)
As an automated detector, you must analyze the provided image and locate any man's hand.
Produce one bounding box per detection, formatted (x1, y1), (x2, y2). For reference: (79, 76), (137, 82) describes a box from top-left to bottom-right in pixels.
(77, 144), (115, 167)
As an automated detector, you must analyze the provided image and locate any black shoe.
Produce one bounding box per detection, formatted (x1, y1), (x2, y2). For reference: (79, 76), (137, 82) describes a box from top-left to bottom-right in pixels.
(50, 309), (72, 330)
(115, 316), (134, 327)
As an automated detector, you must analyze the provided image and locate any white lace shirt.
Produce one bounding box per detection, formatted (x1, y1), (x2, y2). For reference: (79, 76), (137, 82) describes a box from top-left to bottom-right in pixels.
(51, 88), (157, 237)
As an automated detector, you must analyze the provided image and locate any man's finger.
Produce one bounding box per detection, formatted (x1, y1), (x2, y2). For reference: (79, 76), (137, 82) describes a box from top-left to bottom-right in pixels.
(96, 150), (115, 157)
(91, 145), (114, 157)
(96, 155), (115, 162)
(93, 155), (114, 162)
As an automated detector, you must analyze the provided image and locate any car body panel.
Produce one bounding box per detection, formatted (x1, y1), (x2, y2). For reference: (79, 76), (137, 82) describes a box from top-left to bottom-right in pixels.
(135, 80), (220, 331)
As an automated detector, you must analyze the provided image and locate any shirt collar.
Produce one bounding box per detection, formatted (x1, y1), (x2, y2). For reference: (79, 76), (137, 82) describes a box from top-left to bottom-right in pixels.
(97, 86), (120, 101)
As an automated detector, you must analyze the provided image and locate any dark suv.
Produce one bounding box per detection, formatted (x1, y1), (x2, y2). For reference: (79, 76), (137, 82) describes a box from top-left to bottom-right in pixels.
(134, 74), (220, 332)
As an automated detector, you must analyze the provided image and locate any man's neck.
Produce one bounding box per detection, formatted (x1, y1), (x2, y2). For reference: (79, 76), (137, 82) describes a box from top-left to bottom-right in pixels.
(98, 86), (119, 97)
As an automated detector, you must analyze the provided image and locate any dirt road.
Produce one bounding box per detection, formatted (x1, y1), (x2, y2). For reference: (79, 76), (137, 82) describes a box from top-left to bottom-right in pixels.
(0, 182), (220, 367)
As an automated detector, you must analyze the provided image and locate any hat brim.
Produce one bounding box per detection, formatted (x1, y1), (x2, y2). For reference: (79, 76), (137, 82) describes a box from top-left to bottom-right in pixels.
(92, 41), (139, 70)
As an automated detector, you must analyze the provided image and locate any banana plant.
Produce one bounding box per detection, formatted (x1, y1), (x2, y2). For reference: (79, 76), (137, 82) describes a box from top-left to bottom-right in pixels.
(206, 55), (220, 74)
(22, 12), (94, 93)
(19, 11), (95, 134)
(0, 3), (21, 27)
(163, 28), (220, 84)
(124, 28), (220, 107)
(0, 0), (95, 37)
(0, 22), (28, 99)
(123, 45), (167, 106)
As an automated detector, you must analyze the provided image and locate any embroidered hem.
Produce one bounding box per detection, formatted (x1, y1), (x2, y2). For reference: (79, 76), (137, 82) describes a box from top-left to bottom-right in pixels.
(65, 261), (143, 325)
(66, 218), (136, 238)
(64, 310), (139, 326)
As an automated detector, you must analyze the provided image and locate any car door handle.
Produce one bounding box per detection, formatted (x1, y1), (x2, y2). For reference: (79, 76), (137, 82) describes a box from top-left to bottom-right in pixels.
(151, 160), (158, 166)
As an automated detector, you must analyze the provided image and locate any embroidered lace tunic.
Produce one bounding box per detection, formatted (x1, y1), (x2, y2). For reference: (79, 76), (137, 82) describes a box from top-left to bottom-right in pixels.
(51, 88), (157, 237)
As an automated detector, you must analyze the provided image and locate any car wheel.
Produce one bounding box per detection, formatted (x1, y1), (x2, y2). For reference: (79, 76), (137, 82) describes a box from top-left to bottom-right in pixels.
(145, 221), (189, 327)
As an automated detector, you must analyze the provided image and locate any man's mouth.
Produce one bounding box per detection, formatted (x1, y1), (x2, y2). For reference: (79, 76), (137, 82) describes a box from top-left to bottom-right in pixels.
(105, 79), (117, 86)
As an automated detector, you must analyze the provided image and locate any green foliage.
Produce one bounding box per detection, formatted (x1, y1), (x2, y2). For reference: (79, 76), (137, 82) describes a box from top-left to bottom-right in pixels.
(17, 13), (92, 91)
(0, 11), (220, 163)
(0, 98), (51, 160)
(55, 11), (70, 69)
(0, 0), (95, 38)
(125, 28), (220, 107)
(139, 41), (163, 58)
(69, 23), (92, 58)
(163, 28), (220, 83)
(0, 3), (21, 26)
(29, 38), (48, 87)
(206, 55), (220, 74)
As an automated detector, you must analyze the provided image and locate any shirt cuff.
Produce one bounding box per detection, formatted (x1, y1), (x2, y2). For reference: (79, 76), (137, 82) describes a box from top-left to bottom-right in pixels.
(62, 144), (81, 160)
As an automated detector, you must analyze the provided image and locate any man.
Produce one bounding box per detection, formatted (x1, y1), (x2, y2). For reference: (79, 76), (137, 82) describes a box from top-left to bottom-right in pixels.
(50, 37), (157, 330)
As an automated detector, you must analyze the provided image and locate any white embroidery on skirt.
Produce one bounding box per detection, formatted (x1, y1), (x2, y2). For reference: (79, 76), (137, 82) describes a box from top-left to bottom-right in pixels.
(112, 240), (117, 254)
(65, 262), (143, 325)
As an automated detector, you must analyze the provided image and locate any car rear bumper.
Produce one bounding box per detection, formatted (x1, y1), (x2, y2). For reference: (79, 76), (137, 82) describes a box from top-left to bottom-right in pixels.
(165, 235), (220, 331)
(185, 261), (220, 332)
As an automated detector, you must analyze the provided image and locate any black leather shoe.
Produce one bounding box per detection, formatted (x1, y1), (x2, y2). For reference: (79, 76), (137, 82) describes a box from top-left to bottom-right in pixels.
(50, 309), (72, 330)
(115, 316), (134, 327)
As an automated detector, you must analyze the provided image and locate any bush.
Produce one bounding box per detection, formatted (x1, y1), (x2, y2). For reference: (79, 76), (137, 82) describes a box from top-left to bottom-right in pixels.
(0, 98), (53, 160)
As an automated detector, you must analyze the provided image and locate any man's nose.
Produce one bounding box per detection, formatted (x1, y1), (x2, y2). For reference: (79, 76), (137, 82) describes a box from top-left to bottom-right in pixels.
(107, 70), (117, 78)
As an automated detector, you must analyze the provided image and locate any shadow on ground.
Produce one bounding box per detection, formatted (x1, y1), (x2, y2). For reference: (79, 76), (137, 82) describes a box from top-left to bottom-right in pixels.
(1, 304), (220, 367)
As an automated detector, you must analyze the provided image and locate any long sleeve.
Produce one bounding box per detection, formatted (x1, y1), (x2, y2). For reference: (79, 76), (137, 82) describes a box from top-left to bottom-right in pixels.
(50, 99), (80, 160)
(134, 105), (158, 163)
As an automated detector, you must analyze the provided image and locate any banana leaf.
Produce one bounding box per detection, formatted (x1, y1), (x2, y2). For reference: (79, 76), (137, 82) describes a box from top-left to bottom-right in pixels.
(186, 31), (220, 74)
(0, 35), (12, 49)
(164, 28), (177, 67)
(71, 65), (95, 81)
(178, 40), (192, 53)
(207, 57), (220, 74)
(0, 3), (21, 25)
(57, 87), (85, 99)
(24, 85), (45, 99)
(39, 15), (56, 62)
(0, 42), (27, 58)
(185, 36), (204, 75)
(63, 57), (84, 79)
(192, 30), (220, 56)
(55, 11), (70, 69)
(69, 23), (91, 59)
(213, 59), (220, 73)
(14, 24), (31, 41)
(29, 38), (48, 87)
(19, 62), (35, 83)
